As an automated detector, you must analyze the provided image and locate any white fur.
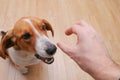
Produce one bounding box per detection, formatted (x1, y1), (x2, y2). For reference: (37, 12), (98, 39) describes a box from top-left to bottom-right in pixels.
(7, 18), (54, 74)
(8, 47), (40, 66)
(24, 19), (41, 36)
(8, 47), (40, 74)
(24, 19), (52, 58)
(8, 19), (52, 66)
(35, 35), (52, 58)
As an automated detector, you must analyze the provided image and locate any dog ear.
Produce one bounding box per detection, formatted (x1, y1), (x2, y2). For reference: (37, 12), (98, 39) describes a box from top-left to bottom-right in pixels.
(0, 30), (7, 59)
(0, 45), (6, 59)
(0, 30), (7, 37)
(42, 19), (54, 37)
(0, 30), (15, 59)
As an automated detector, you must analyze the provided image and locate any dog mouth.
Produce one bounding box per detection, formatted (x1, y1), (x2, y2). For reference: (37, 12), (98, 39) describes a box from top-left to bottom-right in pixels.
(35, 54), (54, 64)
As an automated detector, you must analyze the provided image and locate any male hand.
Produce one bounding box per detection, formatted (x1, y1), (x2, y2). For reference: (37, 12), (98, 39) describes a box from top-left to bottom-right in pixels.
(57, 21), (120, 80)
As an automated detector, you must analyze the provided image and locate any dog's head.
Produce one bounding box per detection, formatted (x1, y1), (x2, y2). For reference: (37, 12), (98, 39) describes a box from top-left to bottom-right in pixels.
(0, 17), (57, 64)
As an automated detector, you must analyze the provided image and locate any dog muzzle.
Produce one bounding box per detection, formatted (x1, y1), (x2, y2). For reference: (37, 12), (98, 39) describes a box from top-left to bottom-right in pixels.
(35, 54), (54, 64)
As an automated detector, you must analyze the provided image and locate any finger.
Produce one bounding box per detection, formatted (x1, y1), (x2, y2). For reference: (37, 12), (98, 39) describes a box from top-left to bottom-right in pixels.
(57, 42), (73, 56)
(65, 24), (84, 45)
(65, 20), (88, 36)
(79, 20), (96, 32)
(76, 20), (90, 27)
(65, 25), (81, 36)
(65, 27), (75, 35)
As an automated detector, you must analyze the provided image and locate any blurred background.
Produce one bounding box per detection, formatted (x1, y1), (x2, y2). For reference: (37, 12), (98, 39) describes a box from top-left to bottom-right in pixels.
(0, 0), (120, 80)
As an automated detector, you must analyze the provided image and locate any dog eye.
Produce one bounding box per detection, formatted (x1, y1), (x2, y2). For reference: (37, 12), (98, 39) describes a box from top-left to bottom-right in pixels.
(22, 33), (31, 40)
(42, 25), (47, 31)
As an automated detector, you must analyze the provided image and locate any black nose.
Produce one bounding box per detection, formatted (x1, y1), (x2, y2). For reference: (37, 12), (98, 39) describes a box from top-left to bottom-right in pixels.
(46, 45), (57, 55)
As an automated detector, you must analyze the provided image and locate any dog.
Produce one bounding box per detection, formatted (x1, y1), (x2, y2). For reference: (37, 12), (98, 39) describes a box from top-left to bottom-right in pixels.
(0, 17), (57, 74)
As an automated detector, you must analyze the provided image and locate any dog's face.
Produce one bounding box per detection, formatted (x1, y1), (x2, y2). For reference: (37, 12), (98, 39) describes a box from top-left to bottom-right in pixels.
(0, 17), (57, 64)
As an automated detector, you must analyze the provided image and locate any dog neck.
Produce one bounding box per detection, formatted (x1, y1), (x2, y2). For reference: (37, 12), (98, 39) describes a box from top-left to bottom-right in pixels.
(7, 47), (40, 66)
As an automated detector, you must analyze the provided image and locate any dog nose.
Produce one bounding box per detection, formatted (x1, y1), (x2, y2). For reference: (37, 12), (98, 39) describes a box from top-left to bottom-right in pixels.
(46, 44), (57, 55)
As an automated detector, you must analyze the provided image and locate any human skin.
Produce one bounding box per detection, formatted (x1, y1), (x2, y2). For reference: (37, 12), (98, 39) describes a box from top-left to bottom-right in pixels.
(57, 20), (120, 80)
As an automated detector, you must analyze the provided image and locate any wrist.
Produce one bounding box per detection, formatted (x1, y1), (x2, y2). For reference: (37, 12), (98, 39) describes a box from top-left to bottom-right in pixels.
(91, 61), (120, 80)
(75, 56), (120, 80)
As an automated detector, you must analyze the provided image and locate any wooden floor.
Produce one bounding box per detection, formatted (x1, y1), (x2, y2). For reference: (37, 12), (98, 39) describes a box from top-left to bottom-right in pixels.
(0, 0), (120, 80)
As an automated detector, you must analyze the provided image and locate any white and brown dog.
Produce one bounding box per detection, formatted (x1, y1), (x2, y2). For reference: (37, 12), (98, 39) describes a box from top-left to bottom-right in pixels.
(0, 17), (57, 74)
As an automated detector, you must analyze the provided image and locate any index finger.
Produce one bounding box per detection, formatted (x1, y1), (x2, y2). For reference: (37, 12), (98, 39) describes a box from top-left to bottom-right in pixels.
(65, 24), (81, 36)
(65, 24), (83, 45)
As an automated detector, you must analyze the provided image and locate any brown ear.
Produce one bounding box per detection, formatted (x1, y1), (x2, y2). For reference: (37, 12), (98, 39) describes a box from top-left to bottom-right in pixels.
(0, 30), (7, 36)
(42, 19), (54, 37)
(0, 45), (6, 59)
(0, 30), (15, 59)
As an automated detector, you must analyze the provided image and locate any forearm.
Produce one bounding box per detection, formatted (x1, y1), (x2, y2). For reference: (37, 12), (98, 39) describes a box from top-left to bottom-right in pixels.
(74, 56), (120, 80)
(89, 62), (120, 80)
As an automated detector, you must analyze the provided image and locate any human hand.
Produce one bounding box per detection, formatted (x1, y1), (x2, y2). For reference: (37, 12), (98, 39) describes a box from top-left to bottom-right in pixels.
(57, 21), (120, 80)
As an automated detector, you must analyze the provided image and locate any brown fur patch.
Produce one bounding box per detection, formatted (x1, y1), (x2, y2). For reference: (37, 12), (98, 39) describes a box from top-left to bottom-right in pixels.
(0, 16), (54, 59)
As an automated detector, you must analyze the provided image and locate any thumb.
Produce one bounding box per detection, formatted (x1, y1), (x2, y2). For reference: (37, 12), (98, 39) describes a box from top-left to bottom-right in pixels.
(57, 42), (73, 57)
